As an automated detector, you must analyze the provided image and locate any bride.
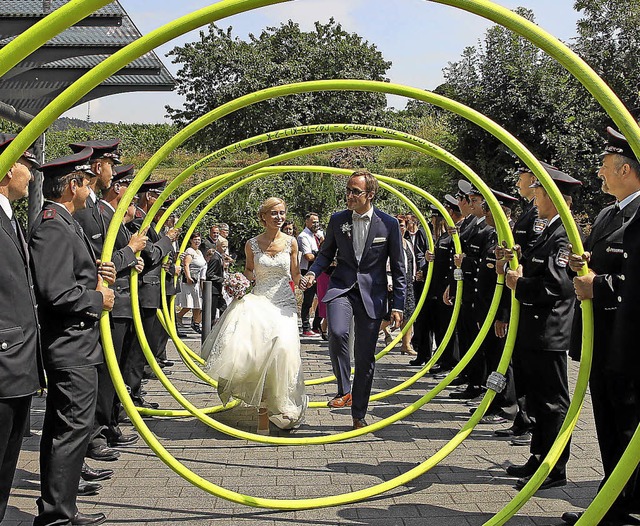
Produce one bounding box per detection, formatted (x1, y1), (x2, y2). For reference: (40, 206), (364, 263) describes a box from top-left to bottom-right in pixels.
(201, 197), (307, 434)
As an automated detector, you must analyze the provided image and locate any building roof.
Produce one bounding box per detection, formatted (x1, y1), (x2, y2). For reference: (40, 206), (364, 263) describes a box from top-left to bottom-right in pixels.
(0, 0), (175, 118)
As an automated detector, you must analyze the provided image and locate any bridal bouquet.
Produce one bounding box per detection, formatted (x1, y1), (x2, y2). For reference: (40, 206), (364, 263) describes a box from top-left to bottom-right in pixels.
(223, 272), (251, 300)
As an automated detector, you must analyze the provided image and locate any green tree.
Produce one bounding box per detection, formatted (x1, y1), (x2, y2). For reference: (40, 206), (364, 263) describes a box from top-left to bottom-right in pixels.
(165, 19), (391, 155)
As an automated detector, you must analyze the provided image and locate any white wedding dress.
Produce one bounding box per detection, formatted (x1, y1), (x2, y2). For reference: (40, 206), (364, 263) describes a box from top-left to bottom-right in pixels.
(201, 236), (307, 429)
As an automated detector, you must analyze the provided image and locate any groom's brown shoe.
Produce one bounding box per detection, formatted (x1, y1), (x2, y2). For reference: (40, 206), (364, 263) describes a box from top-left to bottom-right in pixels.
(328, 393), (352, 408)
(352, 418), (368, 430)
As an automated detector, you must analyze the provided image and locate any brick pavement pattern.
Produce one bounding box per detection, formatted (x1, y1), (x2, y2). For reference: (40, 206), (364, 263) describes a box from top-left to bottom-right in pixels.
(5, 332), (602, 525)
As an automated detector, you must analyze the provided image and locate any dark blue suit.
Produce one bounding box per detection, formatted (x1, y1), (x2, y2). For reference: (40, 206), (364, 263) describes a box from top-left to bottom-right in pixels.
(310, 207), (406, 419)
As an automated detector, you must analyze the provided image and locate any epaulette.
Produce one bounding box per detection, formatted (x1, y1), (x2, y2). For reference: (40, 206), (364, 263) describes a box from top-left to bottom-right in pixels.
(43, 209), (56, 220)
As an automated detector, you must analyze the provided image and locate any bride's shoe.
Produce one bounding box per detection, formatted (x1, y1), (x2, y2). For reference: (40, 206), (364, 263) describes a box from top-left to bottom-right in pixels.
(257, 408), (270, 435)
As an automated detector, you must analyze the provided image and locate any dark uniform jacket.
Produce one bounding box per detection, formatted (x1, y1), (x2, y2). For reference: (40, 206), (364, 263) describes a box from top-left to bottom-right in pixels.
(473, 226), (499, 326)
(74, 193), (106, 257)
(458, 217), (493, 305)
(426, 230), (454, 300)
(99, 200), (139, 319)
(514, 218), (574, 352)
(127, 208), (174, 310)
(512, 199), (540, 257)
(498, 200), (540, 323)
(569, 196), (640, 361)
(0, 206), (44, 398)
(611, 198), (640, 373)
(29, 202), (104, 370)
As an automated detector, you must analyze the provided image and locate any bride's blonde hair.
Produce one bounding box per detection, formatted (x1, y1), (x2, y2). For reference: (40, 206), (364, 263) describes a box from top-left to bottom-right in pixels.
(258, 197), (286, 226)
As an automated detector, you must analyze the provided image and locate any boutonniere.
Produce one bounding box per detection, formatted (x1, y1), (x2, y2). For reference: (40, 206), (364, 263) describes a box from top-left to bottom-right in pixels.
(340, 222), (352, 238)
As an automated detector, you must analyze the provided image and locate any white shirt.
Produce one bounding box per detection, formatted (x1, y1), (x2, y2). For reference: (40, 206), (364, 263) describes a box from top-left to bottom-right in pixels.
(297, 227), (319, 271)
(619, 190), (640, 210)
(0, 193), (12, 221)
(352, 207), (374, 263)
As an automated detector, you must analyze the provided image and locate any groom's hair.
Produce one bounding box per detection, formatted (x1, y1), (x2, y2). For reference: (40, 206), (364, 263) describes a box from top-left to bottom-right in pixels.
(350, 170), (379, 199)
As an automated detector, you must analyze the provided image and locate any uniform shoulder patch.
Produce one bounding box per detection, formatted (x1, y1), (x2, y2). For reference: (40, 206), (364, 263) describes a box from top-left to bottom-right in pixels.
(555, 247), (570, 268)
(43, 209), (56, 220)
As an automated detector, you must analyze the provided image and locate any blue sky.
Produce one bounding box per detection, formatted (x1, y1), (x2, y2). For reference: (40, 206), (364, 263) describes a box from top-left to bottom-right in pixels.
(62, 0), (581, 123)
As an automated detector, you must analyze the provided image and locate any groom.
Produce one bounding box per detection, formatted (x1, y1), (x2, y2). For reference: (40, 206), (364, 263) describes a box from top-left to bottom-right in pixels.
(301, 170), (406, 429)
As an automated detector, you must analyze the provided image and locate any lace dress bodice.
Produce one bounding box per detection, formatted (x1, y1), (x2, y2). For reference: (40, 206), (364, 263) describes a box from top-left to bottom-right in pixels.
(249, 236), (297, 315)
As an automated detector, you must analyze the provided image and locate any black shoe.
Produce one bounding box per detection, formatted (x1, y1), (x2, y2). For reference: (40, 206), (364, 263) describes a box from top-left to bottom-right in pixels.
(77, 481), (102, 497)
(429, 363), (443, 373)
(510, 431), (533, 446)
(448, 375), (467, 386)
(81, 463), (113, 482)
(160, 359), (175, 367)
(132, 396), (159, 410)
(177, 330), (188, 338)
(479, 413), (508, 425)
(108, 433), (139, 447)
(515, 473), (566, 490)
(191, 322), (202, 334)
(561, 511), (582, 525)
(321, 331), (329, 341)
(506, 456), (540, 477)
(409, 358), (427, 367)
(449, 386), (483, 399)
(86, 445), (120, 462)
(71, 512), (107, 525)
(494, 425), (526, 437)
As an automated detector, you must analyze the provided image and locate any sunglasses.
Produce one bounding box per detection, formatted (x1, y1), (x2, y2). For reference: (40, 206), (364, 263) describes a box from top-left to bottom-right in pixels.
(345, 187), (367, 196)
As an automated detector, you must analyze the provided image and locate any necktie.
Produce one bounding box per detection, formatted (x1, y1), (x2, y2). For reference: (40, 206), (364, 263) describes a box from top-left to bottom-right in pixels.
(9, 216), (17, 234)
(352, 212), (370, 262)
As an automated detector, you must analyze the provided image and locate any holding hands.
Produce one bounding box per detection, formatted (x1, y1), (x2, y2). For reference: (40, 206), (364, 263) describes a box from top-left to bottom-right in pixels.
(299, 272), (316, 290)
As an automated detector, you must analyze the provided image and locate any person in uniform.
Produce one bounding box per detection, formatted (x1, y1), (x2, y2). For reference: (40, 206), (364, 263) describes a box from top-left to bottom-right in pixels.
(68, 140), (135, 463)
(404, 213), (429, 360)
(562, 127), (640, 526)
(96, 163), (148, 452)
(30, 149), (115, 526)
(449, 183), (494, 400)
(498, 165), (581, 491)
(0, 135), (44, 522)
(124, 180), (179, 409)
(428, 194), (462, 375)
(494, 164), (544, 443)
(472, 188), (518, 424)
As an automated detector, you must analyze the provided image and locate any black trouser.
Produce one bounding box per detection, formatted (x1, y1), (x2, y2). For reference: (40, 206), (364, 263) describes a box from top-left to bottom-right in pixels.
(124, 307), (159, 398)
(457, 302), (479, 381)
(481, 331), (517, 419)
(520, 348), (570, 475)
(591, 365), (640, 513)
(0, 395), (31, 521)
(300, 269), (317, 332)
(210, 292), (227, 323)
(35, 365), (98, 526)
(433, 297), (458, 370)
(88, 317), (135, 451)
(511, 344), (535, 433)
(412, 290), (434, 362)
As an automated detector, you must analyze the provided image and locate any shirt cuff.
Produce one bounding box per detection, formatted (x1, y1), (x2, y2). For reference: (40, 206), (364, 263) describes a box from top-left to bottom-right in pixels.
(391, 309), (403, 314)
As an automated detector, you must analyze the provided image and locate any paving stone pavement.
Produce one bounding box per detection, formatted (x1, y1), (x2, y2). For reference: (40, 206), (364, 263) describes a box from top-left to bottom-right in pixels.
(6, 332), (603, 525)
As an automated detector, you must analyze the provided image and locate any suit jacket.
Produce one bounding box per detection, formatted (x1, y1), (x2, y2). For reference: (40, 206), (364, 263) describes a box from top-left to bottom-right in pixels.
(74, 194), (106, 257)
(514, 219), (574, 352)
(205, 250), (225, 295)
(0, 207), (44, 398)
(99, 201), (139, 319)
(309, 207), (406, 320)
(128, 208), (174, 309)
(29, 202), (104, 370)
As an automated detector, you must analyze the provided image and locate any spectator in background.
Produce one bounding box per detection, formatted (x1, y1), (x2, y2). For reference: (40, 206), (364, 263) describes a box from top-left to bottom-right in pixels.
(281, 220), (296, 236)
(177, 232), (207, 333)
(298, 212), (323, 337)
